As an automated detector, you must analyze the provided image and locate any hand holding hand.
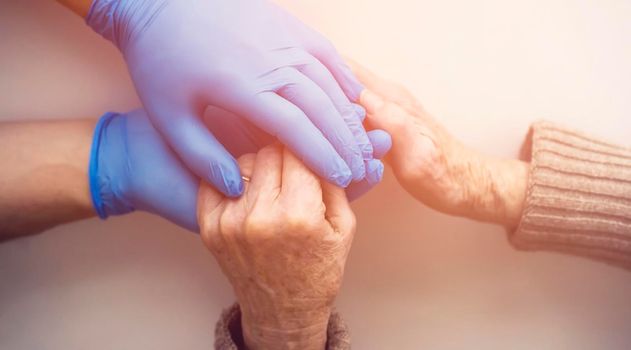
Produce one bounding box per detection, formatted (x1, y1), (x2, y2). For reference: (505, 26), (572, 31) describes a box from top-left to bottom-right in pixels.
(87, 0), (372, 196)
(89, 109), (390, 233)
(198, 145), (355, 349)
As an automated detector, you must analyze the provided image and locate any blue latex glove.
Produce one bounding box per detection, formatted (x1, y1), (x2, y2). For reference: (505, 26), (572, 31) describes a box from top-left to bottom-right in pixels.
(86, 0), (372, 197)
(90, 109), (391, 233)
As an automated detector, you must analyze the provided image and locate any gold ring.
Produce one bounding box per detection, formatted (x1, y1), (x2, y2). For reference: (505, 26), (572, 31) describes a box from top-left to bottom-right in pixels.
(241, 176), (251, 183)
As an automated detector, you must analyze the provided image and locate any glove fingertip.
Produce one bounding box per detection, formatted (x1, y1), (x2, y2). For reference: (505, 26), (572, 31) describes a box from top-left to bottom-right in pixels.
(367, 130), (393, 159)
(366, 159), (385, 186)
(208, 158), (244, 198)
(353, 103), (367, 122)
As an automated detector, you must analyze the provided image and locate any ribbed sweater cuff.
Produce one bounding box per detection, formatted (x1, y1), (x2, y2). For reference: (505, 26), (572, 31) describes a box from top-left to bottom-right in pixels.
(512, 121), (631, 268)
(214, 303), (351, 350)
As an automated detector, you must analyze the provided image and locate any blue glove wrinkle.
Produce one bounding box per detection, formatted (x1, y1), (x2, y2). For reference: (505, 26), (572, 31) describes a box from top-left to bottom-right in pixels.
(90, 110), (201, 232)
(344, 109), (373, 161)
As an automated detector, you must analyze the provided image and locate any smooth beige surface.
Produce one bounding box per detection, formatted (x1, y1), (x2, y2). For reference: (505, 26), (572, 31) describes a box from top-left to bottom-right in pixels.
(1, 0), (631, 349)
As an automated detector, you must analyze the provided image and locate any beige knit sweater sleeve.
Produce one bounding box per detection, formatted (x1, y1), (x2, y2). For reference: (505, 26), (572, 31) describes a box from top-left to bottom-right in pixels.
(512, 121), (631, 268)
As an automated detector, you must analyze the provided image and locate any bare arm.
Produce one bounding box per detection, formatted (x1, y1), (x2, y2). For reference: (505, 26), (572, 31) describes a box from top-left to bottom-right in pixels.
(56, 0), (93, 17)
(0, 119), (96, 240)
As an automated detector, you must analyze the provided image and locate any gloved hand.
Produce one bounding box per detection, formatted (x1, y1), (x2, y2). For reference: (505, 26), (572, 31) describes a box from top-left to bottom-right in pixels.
(89, 109), (391, 233)
(86, 0), (372, 197)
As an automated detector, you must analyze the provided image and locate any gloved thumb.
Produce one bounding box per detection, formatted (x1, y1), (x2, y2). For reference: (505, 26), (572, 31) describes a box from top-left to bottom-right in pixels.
(154, 110), (244, 198)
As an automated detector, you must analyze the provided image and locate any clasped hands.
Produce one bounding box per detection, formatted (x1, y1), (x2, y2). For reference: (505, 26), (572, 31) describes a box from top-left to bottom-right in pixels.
(57, 1), (527, 347)
(90, 62), (527, 350)
(199, 145), (353, 349)
(191, 62), (530, 349)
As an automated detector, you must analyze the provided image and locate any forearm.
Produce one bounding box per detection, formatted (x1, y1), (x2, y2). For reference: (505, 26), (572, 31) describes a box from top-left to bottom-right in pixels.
(56, 0), (93, 17)
(0, 119), (96, 240)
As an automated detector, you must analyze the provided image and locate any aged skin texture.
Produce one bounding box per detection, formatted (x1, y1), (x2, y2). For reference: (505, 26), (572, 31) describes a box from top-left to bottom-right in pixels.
(198, 145), (355, 350)
(349, 60), (529, 227)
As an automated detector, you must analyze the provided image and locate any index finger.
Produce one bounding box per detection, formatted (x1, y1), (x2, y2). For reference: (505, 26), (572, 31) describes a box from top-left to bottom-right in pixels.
(240, 92), (353, 188)
(345, 58), (418, 110)
(280, 147), (323, 213)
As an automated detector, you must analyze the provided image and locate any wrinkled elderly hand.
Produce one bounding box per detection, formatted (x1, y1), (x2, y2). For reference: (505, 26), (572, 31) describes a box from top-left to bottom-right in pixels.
(198, 144), (355, 350)
(349, 61), (528, 226)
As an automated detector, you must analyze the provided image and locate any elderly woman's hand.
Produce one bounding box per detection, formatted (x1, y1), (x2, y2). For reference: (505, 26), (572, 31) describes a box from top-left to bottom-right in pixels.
(198, 144), (355, 350)
(349, 61), (529, 226)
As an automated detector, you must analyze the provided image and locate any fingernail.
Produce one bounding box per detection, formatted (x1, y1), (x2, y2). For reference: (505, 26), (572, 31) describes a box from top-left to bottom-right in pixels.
(365, 159), (384, 186)
(362, 89), (385, 114)
(353, 103), (366, 122)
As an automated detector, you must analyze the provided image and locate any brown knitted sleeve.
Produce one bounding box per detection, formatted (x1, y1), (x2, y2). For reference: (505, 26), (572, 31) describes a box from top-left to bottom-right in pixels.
(214, 303), (351, 350)
(512, 121), (631, 268)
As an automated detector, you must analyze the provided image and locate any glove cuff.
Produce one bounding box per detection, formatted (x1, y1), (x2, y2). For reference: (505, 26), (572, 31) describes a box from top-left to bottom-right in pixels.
(89, 112), (136, 220)
(89, 112), (116, 219)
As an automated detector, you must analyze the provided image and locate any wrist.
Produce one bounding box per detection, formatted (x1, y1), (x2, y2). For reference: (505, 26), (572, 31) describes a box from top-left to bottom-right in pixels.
(466, 155), (529, 227)
(240, 307), (331, 350)
(238, 296), (332, 350)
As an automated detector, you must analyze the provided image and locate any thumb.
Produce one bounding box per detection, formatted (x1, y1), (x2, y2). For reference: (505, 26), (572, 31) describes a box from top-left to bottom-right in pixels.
(361, 89), (409, 134)
(198, 153), (256, 251)
(321, 181), (356, 239)
(197, 180), (225, 249)
(152, 109), (244, 198)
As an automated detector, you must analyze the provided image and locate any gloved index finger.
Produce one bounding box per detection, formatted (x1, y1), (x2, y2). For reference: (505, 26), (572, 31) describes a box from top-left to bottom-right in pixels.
(239, 91), (353, 188)
(289, 51), (373, 161)
(269, 67), (366, 181)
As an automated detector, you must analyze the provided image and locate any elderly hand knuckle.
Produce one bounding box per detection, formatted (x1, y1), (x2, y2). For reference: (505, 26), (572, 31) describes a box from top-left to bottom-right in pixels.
(283, 211), (317, 232)
(218, 209), (239, 236)
(243, 214), (264, 234)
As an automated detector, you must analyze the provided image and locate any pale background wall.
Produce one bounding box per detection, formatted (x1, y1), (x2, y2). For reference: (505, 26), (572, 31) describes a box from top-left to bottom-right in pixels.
(1, 0), (631, 349)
